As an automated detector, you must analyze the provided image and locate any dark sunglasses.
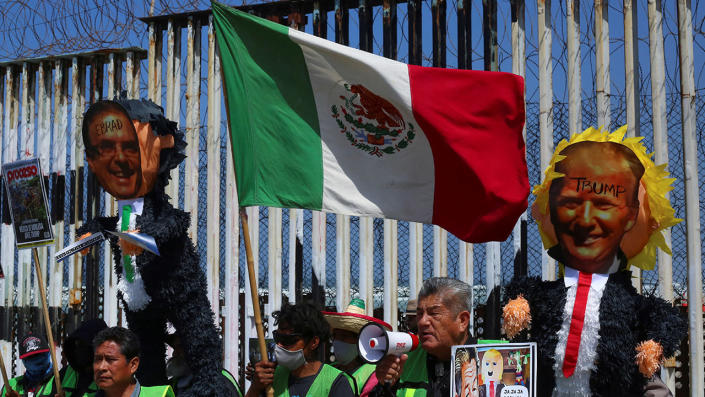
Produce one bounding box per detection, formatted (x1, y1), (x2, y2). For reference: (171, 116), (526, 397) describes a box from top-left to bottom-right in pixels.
(273, 330), (304, 347)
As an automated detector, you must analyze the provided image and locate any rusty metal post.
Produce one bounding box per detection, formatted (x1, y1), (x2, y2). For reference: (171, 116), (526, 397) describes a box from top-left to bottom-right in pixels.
(288, 2), (306, 31)
(647, 0), (675, 389)
(185, 16), (201, 240)
(312, 0), (327, 38)
(359, 0), (372, 51)
(335, 0), (349, 46)
(382, 0), (399, 328)
(483, 0), (498, 71)
(457, 0), (471, 69)
(383, 0), (397, 59)
(70, 57), (85, 331)
(51, 60), (67, 313)
(431, 0), (447, 282)
(166, 20), (181, 207)
(624, 0), (639, 139)
(538, 0), (555, 281)
(566, 0), (581, 134)
(432, 0), (446, 68)
(37, 62), (52, 326)
(676, 1), (704, 393)
(2, 67), (19, 372)
(408, 0), (422, 65)
(207, 14), (222, 322)
(148, 22), (163, 105)
(623, 0), (642, 290)
(595, 0), (610, 129)
(511, 0), (526, 278)
(126, 52), (136, 99)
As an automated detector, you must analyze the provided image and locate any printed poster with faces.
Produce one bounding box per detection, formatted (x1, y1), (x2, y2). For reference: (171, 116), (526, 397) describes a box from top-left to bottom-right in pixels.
(2, 158), (54, 249)
(451, 343), (536, 397)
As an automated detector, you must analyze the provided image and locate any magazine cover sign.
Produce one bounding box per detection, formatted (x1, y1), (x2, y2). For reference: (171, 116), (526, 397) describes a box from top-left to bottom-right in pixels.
(2, 158), (54, 248)
(452, 343), (536, 397)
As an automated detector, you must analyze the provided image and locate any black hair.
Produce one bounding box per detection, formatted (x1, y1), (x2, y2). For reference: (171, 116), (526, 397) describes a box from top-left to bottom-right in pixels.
(113, 96), (186, 175)
(273, 302), (329, 353)
(92, 326), (141, 361)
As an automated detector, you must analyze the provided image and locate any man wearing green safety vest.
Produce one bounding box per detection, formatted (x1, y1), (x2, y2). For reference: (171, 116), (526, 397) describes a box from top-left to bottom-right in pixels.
(246, 302), (354, 397)
(370, 278), (475, 397)
(1, 333), (56, 397)
(323, 299), (392, 397)
(92, 326), (174, 397)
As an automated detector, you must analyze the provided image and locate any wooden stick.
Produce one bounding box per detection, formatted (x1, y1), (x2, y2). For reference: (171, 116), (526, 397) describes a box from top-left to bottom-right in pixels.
(32, 247), (62, 394)
(0, 345), (10, 392)
(239, 209), (273, 397)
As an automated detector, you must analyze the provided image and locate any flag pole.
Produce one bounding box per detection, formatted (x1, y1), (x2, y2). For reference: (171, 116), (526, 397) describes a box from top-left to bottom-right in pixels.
(31, 247), (62, 394)
(0, 344), (11, 393)
(215, 18), (272, 395)
(240, 208), (273, 397)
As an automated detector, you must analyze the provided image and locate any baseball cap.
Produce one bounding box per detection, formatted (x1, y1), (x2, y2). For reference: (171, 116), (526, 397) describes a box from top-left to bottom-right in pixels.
(19, 334), (49, 359)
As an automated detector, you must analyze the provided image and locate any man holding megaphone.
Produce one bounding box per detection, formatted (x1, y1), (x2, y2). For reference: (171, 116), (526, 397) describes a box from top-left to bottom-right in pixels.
(368, 277), (475, 397)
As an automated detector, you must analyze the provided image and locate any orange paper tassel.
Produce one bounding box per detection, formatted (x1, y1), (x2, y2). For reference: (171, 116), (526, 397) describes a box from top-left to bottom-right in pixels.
(635, 339), (663, 378)
(503, 295), (531, 339)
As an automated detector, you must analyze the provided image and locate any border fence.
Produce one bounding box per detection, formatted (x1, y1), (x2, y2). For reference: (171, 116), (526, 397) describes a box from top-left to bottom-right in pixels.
(0, 0), (703, 395)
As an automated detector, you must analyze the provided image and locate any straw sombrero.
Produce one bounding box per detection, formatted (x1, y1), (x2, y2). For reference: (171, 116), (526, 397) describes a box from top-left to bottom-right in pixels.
(322, 299), (392, 334)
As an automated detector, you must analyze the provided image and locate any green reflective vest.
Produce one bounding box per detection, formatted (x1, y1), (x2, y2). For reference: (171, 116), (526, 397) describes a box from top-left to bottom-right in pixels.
(221, 369), (243, 397)
(58, 365), (99, 397)
(352, 363), (375, 391)
(2, 374), (54, 397)
(272, 364), (344, 397)
(395, 349), (428, 397)
(340, 363), (375, 396)
(137, 385), (175, 397)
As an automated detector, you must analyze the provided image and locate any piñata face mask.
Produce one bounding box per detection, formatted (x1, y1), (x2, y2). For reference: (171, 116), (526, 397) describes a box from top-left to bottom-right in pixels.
(548, 142), (640, 273)
(532, 126), (681, 273)
(86, 109), (142, 199)
(85, 101), (174, 199)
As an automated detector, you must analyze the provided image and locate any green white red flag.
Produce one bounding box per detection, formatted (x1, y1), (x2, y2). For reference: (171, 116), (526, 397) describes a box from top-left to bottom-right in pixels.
(212, 1), (529, 243)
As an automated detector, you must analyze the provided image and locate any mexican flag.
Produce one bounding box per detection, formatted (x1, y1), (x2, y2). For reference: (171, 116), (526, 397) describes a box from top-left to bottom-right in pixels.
(212, 1), (528, 243)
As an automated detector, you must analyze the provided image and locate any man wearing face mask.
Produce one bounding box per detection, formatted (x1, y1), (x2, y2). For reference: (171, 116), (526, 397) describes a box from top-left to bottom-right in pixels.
(1, 334), (55, 397)
(323, 299), (391, 397)
(246, 302), (354, 397)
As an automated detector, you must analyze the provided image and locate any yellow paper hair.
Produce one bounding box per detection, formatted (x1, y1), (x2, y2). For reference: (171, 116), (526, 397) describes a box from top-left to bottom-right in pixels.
(532, 125), (682, 271)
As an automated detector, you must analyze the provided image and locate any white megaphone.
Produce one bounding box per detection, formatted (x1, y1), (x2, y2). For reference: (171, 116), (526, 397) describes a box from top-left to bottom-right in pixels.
(358, 322), (419, 363)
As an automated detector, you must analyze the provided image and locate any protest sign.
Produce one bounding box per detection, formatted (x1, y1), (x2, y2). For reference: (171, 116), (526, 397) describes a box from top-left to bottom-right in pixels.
(2, 158), (54, 249)
(55, 232), (105, 262)
(451, 342), (536, 397)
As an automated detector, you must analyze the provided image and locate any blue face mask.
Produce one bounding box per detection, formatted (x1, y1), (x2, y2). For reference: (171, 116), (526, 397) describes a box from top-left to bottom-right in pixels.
(23, 353), (52, 383)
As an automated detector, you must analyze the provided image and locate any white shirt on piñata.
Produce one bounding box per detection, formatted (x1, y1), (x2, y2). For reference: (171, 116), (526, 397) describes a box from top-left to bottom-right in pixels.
(552, 259), (620, 397)
(116, 198), (152, 311)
